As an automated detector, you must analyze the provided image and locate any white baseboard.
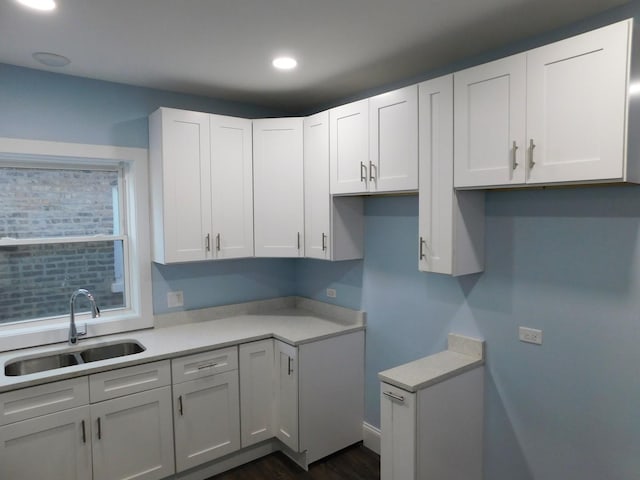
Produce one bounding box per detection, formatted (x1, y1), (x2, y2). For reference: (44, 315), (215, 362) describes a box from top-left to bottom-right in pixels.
(362, 422), (381, 455)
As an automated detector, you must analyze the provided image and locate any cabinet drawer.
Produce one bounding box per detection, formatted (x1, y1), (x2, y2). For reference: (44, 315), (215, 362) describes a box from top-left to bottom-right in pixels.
(172, 346), (238, 384)
(89, 360), (171, 403)
(0, 376), (89, 425)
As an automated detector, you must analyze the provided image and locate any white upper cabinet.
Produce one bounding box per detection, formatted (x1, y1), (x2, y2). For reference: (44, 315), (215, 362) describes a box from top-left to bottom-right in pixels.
(369, 85), (419, 192)
(418, 75), (484, 276)
(210, 114), (254, 259)
(330, 99), (369, 194)
(454, 19), (632, 188)
(304, 111), (364, 261)
(150, 108), (211, 263)
(253, 118), (305, 257)
(149, 109), (254, 264)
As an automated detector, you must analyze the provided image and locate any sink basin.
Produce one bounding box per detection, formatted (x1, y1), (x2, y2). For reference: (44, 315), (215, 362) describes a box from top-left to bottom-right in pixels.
(5, 352), (81, 376)
(80, 342), (145, 363)
(4, 341), (146, 376)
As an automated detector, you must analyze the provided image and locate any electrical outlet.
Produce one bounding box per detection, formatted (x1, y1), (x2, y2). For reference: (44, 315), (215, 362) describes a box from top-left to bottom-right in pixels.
(167, 290), (184, 308)
(519, 326), (543, 345)
(326, 288), (337, 298)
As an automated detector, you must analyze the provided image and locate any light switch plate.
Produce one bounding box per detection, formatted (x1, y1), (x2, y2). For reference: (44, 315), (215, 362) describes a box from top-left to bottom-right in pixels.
(326, 288), (337, 298)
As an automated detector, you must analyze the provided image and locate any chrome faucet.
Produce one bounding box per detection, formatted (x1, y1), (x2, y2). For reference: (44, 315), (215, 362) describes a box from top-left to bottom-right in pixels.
(69, 289), (100, 345)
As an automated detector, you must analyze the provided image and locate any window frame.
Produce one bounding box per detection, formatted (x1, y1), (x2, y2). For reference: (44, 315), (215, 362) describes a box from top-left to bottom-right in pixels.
(0, 137), (153, 352)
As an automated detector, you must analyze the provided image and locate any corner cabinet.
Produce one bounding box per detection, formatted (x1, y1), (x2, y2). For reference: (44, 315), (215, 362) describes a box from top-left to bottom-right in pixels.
(304, 111), (364, 261)
(253, 118), (305, 257)
(149, 108), (254, 263)
(418, 75), (484, 276)
(454, 19), (632, 188)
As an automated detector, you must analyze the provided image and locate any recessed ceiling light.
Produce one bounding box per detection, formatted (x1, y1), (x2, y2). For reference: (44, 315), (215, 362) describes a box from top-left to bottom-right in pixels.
(33, 52), (70, 67)
(272, 57), (298, 70)
(16, 0), (57, 11)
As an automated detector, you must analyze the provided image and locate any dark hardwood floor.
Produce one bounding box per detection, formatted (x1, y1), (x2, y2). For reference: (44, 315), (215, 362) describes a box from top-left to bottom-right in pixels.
(208, 444), (380, 480)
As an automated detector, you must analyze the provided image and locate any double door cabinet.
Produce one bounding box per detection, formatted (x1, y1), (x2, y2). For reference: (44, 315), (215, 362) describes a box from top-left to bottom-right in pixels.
(0, 331), (365, 479)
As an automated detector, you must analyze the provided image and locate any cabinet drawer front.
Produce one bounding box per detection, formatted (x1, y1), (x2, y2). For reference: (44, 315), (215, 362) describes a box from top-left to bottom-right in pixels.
(0, 377), (89, 426)
(89, 360), (171, 403)
(171, 346), (238, 384)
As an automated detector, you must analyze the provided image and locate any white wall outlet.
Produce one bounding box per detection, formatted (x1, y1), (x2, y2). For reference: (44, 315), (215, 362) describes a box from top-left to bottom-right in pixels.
(519, 326), (543, 345)
(167, 290), (184, 308)
(326, 288), (337, 298)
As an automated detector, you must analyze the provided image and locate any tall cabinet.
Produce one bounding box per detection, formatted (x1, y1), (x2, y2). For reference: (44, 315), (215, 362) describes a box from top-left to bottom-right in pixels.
(253, 118), (305, 257)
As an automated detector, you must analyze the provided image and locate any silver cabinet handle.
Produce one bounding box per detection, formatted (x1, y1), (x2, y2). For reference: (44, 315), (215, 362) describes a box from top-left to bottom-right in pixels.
(419, 237), (426, 260)
(512, 141), (519, 170)
(215, 233), (221, 252)
(369, 161), (376, 181)
(287, 357), (293, 375)
(178, 395), (184, 416)
(321, 233), (327, 252)
(529, 139), (536, 169)
(81, 420), (86, 444)
(205, 234), (211, 252)
(297, 232), (301, 250)
(97, 417), (102, 440)
(383, 391), (405, 402)
(360, 162), (367, 182)
(197, 362), (219, 370)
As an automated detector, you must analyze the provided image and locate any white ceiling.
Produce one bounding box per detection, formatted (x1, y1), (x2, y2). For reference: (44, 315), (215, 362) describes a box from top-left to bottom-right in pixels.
(0, 0), (630, 113)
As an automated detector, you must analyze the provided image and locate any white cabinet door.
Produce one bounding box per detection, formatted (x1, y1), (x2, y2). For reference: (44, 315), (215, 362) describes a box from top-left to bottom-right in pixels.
(173, 371), (240, 472)
(239, 339), (274, 448)
(418, 75), (484, 276)
(0, 406), (92, 480)
(274, 340), (299, 452)
(380, 384), (416, 480)
(210, 114), (254, 259)
(370, 85), (418, 192)
(149, 108), (211, 263)
(253, 118), (304, 257)
(330, 99), (369, 194)
(454, 54), (527, 188)
(526, 19), (630, 185)
(91, 386), (175, 480)
(304, 111), (331, 259)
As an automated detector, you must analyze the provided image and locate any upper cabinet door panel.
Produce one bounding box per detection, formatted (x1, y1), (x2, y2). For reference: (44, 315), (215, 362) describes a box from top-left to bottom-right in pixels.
(330, 100), (369, 194)
(160, 109), (211, 262)
(210, 114), (254, 259)
(454, 54), (527, 188)
(526, 19), (631, 184)
(370, 85), (418, 192)
(253, 118), (304, 257)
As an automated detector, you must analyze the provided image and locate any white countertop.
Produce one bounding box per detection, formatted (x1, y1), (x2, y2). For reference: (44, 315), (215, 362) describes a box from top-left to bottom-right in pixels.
(0, 297), (365, 393)
(378, 333), (485, 392)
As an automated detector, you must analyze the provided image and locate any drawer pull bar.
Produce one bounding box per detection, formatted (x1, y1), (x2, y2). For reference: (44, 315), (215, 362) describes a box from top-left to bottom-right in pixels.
(197, 362), (220, 370)
(383, 391), (405, 402)
(81, 420), (86, 444)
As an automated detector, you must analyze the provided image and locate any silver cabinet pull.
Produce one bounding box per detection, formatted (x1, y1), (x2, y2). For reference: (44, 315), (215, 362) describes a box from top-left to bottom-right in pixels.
(197, 362), (219, 370)
(360, 162), (367, 182)
(287, 357), (293, 375)
(529, 139), (536, 169)
(383, 391), (405, 402)
(178, 395), (184, 416)
(512, 141), (519, 170)
(297, 232), (301, 250)
(215, 233), (221, 252)
(321, 233), (327, 252)
(205, 234), (211, 252)
(81, 420), (86, 444)
(97, 417), (102, 440)
(419, 237), (426, 260)
(369, 161), (376, 181)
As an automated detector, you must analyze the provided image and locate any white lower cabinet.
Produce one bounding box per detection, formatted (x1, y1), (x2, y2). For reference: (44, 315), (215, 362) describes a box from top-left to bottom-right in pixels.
(91, 387), (174, 480)
(0, 405), (92, 480)
(239, 339), (274, 447)
(274, 340), (299, 452)
(172, 347), (240, 472)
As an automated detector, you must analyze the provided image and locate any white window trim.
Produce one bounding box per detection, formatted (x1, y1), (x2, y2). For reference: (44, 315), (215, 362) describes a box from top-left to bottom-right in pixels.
(0, 137), (153, 352)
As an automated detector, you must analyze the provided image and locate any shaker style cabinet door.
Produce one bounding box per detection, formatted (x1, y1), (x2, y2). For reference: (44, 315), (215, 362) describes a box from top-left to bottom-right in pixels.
(454, 54), (527, 188)
(525, 19), (631, 184)
(210, 115), (254, 259)
(380, 384), (416, 480)
(274, 340), (299, 452)
(253, 118), (305, 257)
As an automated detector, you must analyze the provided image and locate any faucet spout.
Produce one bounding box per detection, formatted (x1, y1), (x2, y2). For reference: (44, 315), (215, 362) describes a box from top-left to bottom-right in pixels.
(69, 289), (100, 345)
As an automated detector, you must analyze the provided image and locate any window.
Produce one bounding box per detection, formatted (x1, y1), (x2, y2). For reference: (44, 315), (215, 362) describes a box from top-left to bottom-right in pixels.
(0, 138), (153, 352)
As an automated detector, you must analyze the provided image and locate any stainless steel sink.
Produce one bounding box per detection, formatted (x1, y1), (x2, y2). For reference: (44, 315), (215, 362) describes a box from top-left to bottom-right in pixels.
(5, 352), (81, 376)
(80, 342), (145, 363)
(4, 341), (146, 376)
